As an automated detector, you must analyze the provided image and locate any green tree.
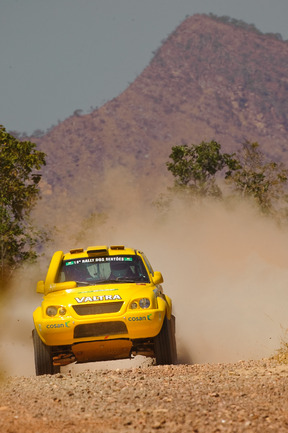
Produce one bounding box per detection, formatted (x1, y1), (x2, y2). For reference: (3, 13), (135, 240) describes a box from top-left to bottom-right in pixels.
(0, 125), (46, 287)
(165, 139), (288, 217)
(227, 141), (288, 214)
(166, 140), (238, 197)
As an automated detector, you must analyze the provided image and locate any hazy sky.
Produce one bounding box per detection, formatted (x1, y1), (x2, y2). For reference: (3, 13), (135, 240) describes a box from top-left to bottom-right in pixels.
(1, 0), (288, 134)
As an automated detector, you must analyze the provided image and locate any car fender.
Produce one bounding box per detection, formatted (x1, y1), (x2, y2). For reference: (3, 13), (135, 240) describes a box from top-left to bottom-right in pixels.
(33, 307), (46, 344)
(164, 295), (172, 320)
(156, 296), (171, 320)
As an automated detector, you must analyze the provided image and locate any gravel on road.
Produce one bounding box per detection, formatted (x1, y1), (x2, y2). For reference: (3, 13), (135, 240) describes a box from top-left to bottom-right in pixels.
(1, 358), (288, 433)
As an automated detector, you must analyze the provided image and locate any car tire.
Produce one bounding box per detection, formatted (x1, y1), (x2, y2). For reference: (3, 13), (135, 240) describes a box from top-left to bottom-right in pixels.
(32, 329), (60, 376)
(154, 315), (177, 365)
(170, 314), (178, 364)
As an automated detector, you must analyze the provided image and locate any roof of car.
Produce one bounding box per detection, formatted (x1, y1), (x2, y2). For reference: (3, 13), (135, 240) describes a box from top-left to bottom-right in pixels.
(63, 245), (139, 260)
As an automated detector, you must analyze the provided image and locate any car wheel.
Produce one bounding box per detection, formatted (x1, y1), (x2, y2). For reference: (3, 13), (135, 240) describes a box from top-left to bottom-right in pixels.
(170, 314), (178, 364)
(154, 315), (177, 365)
(32, 329), (60, 375)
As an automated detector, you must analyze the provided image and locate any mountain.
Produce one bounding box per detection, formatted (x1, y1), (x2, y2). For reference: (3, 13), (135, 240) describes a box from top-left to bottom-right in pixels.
(31, 14), (288, 220)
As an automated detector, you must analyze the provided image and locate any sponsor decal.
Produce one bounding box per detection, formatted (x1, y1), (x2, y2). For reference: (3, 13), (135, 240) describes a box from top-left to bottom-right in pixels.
(128, 314), (152, 322)
(76, 288), (119, 295)
(75, 294), (122, 303)
(65, 256), (133, 265)
(46, 321), (70, 329)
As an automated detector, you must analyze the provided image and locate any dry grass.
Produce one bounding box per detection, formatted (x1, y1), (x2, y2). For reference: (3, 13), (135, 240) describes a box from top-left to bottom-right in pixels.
(271, 336), (288, 364)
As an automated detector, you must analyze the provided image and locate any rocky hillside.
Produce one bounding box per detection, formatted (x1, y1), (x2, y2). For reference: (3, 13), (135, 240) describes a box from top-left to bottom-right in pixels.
(30, 14), (288, 216)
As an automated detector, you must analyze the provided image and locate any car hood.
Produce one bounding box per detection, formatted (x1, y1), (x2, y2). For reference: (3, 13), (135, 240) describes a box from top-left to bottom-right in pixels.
(42, 282), (156, 306)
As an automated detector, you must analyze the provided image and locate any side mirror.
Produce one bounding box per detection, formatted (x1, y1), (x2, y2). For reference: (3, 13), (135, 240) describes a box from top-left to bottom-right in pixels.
(36, 280), (45, 294)
(45, 281), (77, 294)
(152, 271), (164, 285)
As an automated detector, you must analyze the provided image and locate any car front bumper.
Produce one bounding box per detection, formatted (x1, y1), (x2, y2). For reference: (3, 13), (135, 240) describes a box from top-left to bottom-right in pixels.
(33, 306), (165, 347)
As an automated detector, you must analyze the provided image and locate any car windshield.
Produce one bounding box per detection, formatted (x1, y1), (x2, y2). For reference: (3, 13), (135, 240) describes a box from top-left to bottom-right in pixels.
(57, 255), (150, 286)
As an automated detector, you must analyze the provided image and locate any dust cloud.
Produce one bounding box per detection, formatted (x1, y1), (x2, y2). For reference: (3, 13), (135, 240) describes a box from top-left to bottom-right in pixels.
(2, 182), (288, 375)
(103, 197), (288, 365)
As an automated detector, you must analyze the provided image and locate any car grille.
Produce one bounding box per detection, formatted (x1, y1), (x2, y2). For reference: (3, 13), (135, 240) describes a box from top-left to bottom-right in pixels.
(72, 302), (123, 316)
(74, 321), (128, 339)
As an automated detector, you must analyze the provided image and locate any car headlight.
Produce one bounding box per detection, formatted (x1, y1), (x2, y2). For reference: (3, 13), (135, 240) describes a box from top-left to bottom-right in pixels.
(46, 306), (58, 317)
(130, 302), (138, 309)
(139, 298), (150, 309)
(58, 307), (67, 316)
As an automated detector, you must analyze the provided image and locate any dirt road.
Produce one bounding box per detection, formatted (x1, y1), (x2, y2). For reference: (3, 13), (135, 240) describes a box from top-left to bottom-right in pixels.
(1, 358), (288, 432)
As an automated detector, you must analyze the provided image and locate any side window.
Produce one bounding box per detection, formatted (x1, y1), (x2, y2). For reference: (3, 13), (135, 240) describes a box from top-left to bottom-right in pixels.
(57, 261), (66, 282)
(141, 254), (154, 275)
(58, 270), (65, 282)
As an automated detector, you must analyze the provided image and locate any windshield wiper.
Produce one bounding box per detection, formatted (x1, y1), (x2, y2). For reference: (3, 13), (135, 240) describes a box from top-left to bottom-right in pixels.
(75, 281), (91, 286)
(88, 279), (118, 285)
(115, 278), (136, 283)
(74, 277), (141, 286)
(90, 278), (137, 284)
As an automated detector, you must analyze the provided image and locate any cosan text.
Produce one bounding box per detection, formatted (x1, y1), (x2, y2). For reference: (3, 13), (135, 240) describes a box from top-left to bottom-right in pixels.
(128, 315), (152, 321)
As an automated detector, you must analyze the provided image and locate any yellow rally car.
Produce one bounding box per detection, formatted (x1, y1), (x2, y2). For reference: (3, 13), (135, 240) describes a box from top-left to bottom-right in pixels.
(32, 245), (177, 375)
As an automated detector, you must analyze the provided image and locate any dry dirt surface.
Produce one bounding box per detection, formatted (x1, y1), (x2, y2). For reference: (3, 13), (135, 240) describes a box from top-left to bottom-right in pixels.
(1, 359), (288, 433)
